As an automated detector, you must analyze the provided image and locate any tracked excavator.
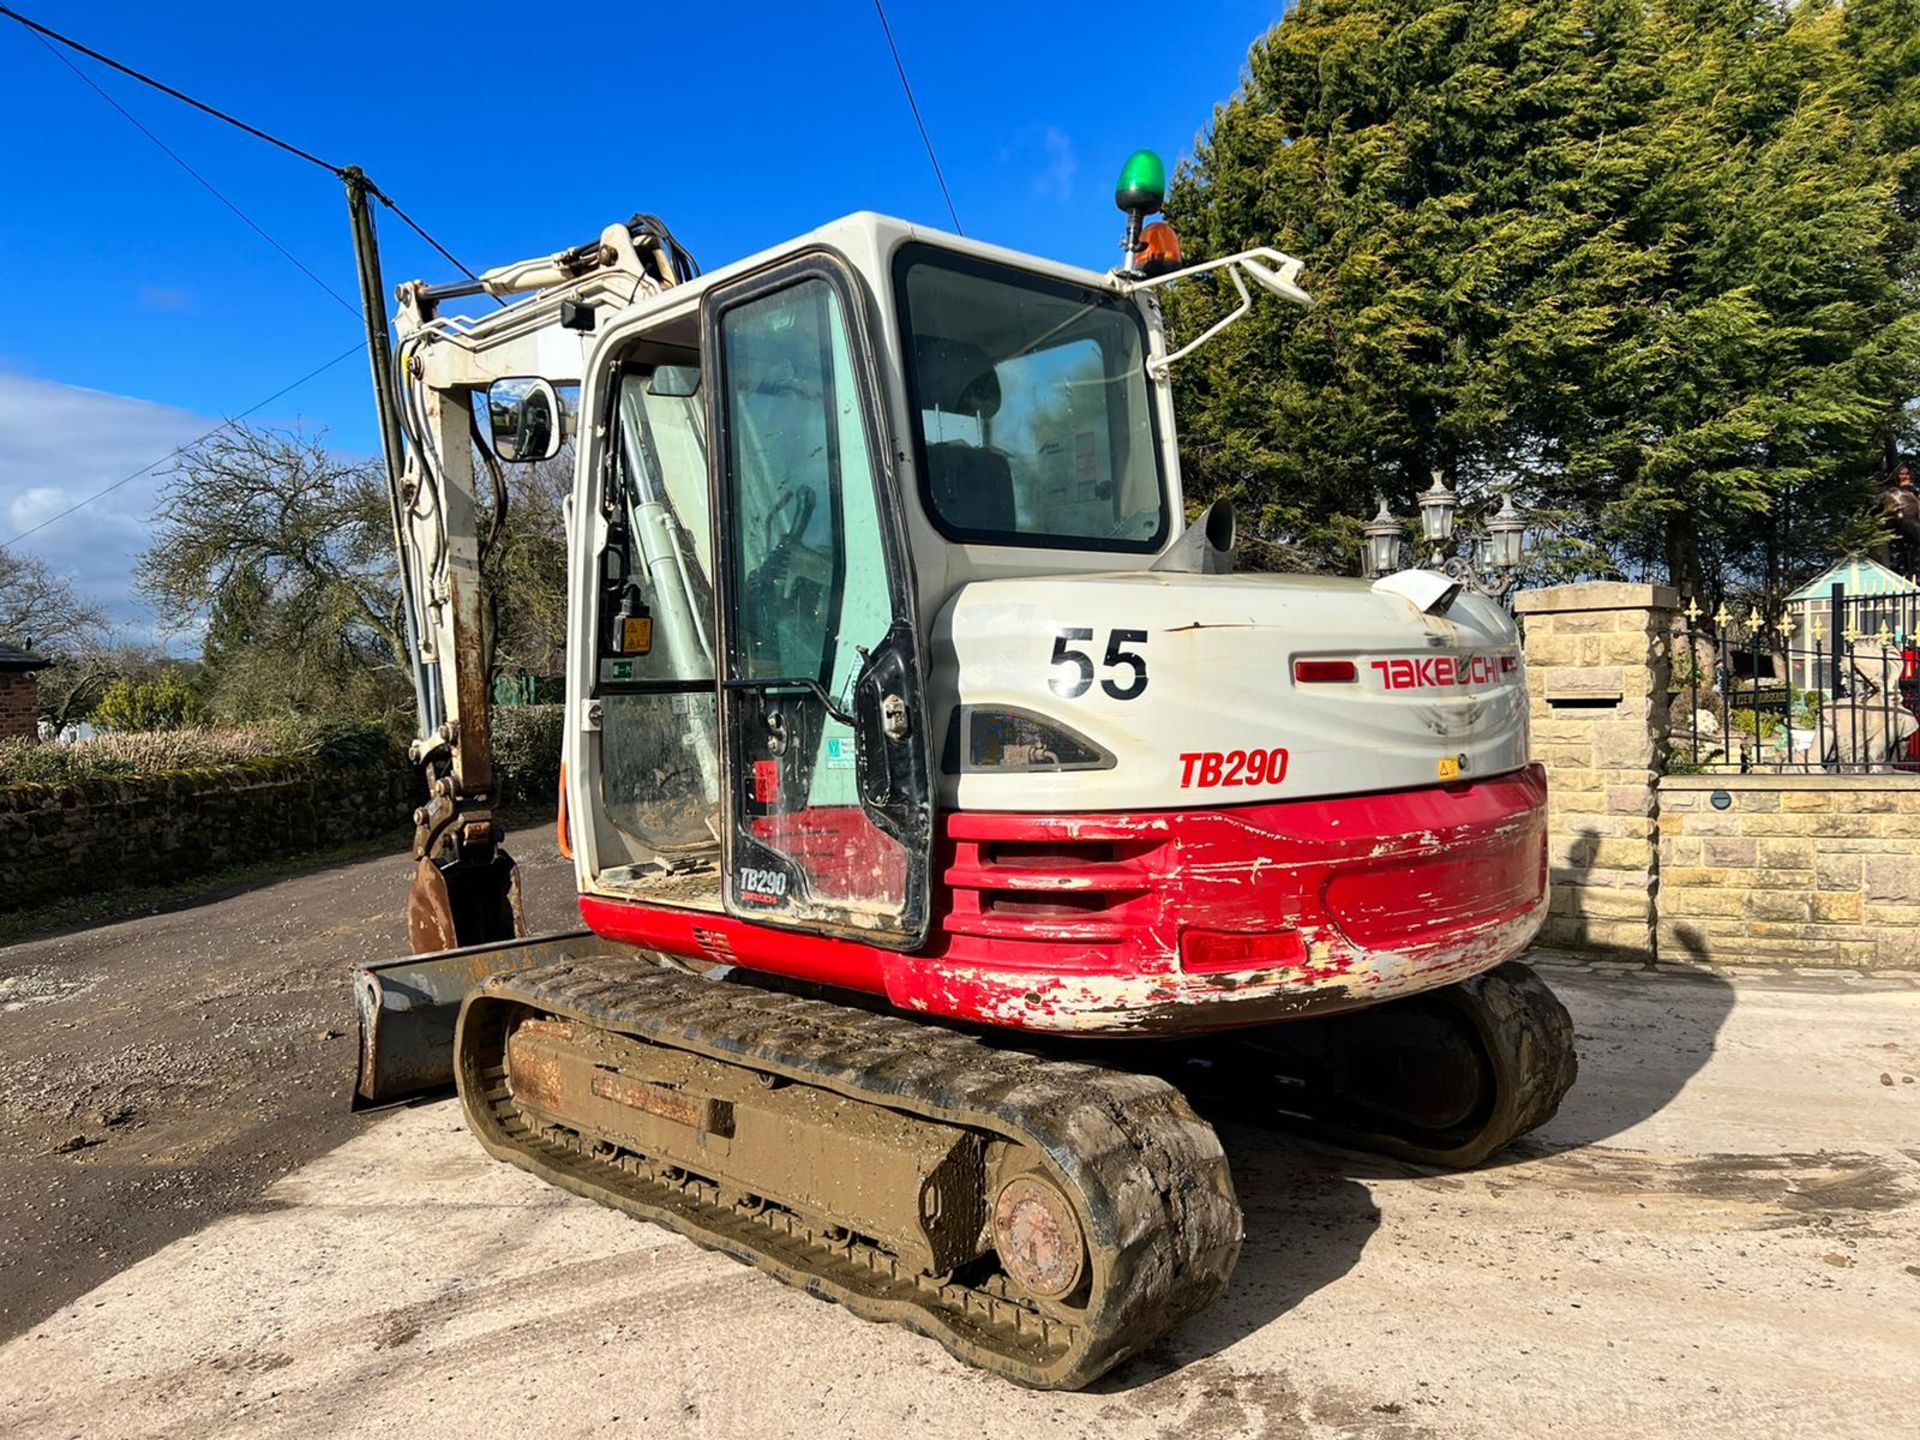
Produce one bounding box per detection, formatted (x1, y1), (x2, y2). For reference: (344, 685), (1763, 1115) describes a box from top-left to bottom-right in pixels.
(348, 153), (1577, 1389)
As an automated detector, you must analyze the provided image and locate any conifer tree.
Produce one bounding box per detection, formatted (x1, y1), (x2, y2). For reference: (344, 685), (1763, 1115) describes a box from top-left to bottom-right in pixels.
(1166, 0), (1920, 602)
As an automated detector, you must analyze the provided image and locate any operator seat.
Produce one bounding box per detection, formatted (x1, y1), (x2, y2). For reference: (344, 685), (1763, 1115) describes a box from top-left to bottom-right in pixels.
(914, 337), (1016, 535)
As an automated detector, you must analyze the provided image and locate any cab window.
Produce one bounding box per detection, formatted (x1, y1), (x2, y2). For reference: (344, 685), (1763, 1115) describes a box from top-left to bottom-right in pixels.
(896, 246), (1166, 551)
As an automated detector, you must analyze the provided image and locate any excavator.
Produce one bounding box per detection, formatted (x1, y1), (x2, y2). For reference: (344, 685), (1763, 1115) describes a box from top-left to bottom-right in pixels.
(347, 152), (1577, 1389)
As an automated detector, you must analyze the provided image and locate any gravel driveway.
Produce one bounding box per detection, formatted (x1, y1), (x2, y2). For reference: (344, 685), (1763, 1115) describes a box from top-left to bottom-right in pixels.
(0, 826), (576, 1342)
(3, 849), (1917, 1437)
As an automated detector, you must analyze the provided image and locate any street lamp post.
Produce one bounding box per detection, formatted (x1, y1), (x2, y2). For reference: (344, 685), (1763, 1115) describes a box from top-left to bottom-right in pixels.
(1359, 471), (1532, 600)
(1418, 472), (1458, 564)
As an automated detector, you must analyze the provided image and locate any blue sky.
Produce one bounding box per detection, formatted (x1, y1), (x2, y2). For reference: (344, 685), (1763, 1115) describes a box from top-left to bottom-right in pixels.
(0, 1), (1285, 645)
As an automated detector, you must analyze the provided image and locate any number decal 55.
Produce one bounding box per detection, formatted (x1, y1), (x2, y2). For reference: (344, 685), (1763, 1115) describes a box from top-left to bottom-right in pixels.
(1049, 628), (1149, 701)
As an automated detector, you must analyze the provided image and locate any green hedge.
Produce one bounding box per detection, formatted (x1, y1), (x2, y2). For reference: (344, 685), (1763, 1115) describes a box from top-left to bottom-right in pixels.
(0, 719), (400, 786)
(492, 703), (562, 808)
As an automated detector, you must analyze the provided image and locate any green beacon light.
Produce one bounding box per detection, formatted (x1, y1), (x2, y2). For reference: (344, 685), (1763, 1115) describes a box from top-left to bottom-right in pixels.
(1115, 149), (1167, 271)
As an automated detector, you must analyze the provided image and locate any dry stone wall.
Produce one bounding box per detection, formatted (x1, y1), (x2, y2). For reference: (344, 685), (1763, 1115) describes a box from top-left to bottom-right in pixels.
(0, 756), (418, 911)
(1659, 775), (1920, 970)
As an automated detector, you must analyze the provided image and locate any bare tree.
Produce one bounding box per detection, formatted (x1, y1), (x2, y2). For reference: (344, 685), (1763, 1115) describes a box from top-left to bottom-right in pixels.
(138, 424), (403, 657)
(0, 549), (107, 654)
(480, 448), (570, 679)
(136, 424), (413, 722)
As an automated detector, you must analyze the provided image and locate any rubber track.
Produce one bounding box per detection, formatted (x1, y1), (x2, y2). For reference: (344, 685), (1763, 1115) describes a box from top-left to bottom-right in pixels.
(1363, 959), (1579, 1169)
(1455, 960), (1582, 1165)
(1258, 960), (1580, 1169)
(454, 956), (1241, 1389)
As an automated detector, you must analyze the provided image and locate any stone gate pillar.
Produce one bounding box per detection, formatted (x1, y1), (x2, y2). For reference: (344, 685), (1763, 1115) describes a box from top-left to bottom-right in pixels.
(1514, 582), (1678, 958)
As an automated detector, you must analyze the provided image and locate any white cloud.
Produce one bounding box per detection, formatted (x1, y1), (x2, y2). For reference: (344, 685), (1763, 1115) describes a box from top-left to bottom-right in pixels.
(0, 373), (209, 651)
(1035, 127), (1077, 203)
(997, 125), (1079, 204)
(5, 485), (76, 536)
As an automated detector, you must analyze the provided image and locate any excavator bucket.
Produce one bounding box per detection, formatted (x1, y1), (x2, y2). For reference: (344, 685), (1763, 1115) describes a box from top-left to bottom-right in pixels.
(406, 850), (524, 955)
(351, 930), (635, 1109)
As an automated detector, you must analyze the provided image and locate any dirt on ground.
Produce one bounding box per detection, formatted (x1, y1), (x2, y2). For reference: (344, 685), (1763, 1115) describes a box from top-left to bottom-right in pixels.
(2, 855), (1918, 1437)
(0, 826), (575, 1342)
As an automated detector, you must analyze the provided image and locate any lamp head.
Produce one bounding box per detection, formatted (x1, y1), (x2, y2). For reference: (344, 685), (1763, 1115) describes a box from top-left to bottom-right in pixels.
(1419, 470), (1458, 546)
(1362, 497), (1403, 579)
(1487, 494), (1528, 571)
(1114, 149), (1167, 215)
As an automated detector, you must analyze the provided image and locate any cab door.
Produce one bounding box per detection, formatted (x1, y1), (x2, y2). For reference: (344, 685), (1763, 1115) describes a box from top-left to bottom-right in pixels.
(705, 254), (932, 946)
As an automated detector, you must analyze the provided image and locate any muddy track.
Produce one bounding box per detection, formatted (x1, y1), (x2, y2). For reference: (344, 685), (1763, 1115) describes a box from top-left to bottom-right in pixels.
(458, 956), (1243, 1388)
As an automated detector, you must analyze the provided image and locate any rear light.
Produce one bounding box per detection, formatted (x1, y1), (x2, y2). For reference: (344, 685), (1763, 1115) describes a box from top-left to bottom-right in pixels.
(1181, 928), (1308, 974)
(1292, 659), (1358, 684)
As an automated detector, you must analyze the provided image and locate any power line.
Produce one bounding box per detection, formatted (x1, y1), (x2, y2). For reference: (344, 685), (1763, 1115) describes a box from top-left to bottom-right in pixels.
(1, 341), (367, 549)
(364, 180), (488, 287)
(0, 4), (342, 172)
(869, 1), (963, 235)
(25, 31), (359, 316)
(0, 4), (486, 286)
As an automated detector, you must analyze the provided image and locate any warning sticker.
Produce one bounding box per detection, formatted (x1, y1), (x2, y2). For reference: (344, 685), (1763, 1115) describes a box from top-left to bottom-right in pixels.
(824, 736), (856, 770)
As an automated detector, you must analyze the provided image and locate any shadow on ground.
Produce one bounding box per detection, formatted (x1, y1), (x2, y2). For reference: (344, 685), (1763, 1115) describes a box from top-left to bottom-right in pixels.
(1525, 937), (1736, 1155)
(1094, 1125), (1381, 1393)
(1094, 943), (1739, 1390)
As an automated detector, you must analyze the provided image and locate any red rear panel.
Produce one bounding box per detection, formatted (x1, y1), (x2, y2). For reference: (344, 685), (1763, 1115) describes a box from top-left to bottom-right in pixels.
(581, 765), (1549, 1037)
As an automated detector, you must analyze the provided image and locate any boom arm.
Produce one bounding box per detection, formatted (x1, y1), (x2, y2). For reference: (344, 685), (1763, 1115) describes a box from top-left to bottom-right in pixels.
(348, 204), (673, 952)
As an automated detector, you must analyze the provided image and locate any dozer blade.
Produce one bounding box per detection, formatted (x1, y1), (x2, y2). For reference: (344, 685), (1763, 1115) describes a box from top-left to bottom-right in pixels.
(352, 931), (638, 1109)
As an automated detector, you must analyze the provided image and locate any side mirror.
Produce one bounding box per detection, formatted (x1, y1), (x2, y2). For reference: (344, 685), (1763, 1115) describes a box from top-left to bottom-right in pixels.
(484, 377), (564, 462)
(647, 365), (701, 398)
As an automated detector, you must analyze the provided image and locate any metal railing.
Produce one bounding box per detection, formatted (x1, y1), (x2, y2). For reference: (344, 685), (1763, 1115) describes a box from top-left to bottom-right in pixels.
(490, 671), (564, 707)
(1670, 602), (1920, 775)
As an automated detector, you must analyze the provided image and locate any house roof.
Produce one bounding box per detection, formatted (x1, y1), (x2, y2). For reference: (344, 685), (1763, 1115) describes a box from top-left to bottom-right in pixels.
(0, 641), (52, 672)
(1786, 555), (1920, 603)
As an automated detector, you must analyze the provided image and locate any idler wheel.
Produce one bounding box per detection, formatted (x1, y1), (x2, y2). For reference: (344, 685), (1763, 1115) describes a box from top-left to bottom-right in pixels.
(992, 1173), (1086, 1301)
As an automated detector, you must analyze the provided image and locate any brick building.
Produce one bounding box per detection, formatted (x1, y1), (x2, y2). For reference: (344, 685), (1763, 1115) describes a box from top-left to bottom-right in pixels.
(0, 642), (51, 742)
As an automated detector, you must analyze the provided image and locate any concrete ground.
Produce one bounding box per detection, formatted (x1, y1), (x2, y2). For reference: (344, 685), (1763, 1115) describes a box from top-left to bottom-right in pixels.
(0, 825), (578, 1342)
(3, 882), (1918, 1436)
